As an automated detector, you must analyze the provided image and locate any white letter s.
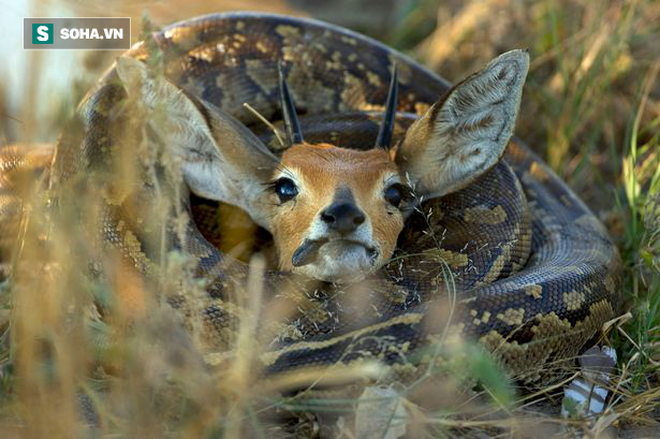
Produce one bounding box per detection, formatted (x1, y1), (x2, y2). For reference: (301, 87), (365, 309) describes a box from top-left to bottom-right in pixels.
(36, 25), (49, 41)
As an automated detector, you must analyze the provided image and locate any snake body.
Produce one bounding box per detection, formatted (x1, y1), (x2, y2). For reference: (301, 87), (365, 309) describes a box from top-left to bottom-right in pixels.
(3, 13), (621, 384)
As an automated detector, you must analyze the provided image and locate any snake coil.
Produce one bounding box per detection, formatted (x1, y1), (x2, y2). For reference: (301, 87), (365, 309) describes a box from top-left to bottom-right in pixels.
(7, 12), (622, 384)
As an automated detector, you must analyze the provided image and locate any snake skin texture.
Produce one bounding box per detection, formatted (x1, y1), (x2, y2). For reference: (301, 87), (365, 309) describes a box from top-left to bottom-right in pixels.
(0, 144), (52, 267)
(1, 12), (622, 384)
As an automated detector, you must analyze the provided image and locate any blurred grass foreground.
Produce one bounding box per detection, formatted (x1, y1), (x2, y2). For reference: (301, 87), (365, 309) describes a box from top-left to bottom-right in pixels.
(0, 0), (659, 438)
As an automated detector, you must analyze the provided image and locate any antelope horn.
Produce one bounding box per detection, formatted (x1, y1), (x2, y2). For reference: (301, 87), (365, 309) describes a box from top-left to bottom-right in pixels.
(375, 64), (398, 149)
(278, 61), (304, 145)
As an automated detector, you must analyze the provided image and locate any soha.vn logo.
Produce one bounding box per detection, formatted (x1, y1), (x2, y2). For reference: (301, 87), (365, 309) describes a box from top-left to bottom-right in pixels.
(32, 23), (53, 44)
(24, 18), (130, 50)
(32, 23), (124, 42)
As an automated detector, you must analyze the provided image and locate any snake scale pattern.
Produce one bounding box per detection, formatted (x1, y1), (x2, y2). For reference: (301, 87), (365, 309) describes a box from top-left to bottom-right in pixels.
(1, 12), (622, 385)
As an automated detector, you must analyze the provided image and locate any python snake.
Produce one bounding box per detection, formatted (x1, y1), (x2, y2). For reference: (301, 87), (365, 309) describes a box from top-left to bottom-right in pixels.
(1, 12), (621, 385)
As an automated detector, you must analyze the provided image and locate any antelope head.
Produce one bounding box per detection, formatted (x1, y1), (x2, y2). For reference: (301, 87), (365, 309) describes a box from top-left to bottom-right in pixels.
(116, 50), (529, 283)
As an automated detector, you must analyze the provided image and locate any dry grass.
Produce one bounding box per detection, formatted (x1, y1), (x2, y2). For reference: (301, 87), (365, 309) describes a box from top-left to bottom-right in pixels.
(0, 0), (659, 437)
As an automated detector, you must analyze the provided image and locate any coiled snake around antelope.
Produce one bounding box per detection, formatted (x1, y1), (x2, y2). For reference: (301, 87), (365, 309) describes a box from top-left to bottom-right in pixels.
(2, 12), (621, 384)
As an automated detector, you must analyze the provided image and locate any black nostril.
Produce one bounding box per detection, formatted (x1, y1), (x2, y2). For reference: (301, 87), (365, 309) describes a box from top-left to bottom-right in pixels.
(321, 210), (335, 224)
(320, 202), (365, 234)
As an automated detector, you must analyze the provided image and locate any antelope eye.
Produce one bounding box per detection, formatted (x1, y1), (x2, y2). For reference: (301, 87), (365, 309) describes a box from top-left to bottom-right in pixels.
(384, 183), (406, 208)
(274, 177), (298, 203)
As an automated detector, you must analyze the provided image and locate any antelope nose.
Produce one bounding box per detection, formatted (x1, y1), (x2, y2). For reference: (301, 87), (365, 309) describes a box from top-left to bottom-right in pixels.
(320, 202), (366, 234)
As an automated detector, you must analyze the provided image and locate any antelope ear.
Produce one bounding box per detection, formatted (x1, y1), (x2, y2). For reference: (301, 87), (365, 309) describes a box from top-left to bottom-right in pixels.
(115, 56), (280, 228)
(395, 50), (529, 198)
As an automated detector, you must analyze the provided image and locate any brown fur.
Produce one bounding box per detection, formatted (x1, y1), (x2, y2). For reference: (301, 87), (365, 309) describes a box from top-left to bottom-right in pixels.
(270, 143), (404, 271)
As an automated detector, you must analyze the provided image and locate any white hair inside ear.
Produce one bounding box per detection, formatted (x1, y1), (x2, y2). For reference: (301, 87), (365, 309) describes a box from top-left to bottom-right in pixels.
(396, 49), (530, 199)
